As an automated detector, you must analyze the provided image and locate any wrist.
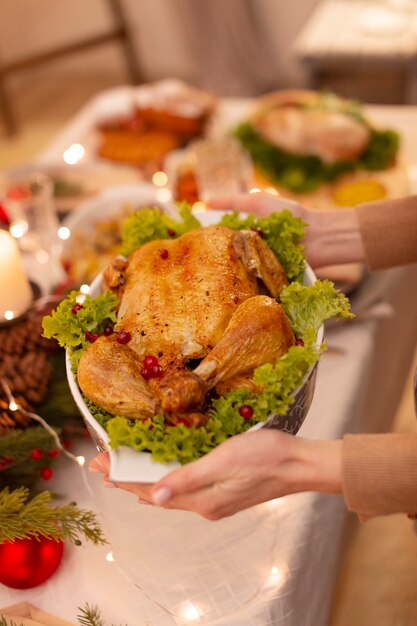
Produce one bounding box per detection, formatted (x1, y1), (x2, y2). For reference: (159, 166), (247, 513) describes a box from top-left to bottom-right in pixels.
(280, 436), (343, 496)
(308, 208), (365, 268)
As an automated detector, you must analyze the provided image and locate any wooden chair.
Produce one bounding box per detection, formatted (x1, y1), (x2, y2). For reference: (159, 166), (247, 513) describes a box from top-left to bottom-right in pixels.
(0, 0), (144, 135)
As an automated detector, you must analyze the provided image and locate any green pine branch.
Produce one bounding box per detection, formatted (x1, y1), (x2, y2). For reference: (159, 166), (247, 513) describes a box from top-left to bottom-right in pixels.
(0, 426), (57, 464)
(0, 617), (25, 626)
(77, 605), (105, 626)
(0, 487), (107, 545)
(77, 604), (129, 626)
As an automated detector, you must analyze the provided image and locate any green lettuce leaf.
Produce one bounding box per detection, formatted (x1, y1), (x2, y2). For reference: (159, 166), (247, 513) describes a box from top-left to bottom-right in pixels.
(42, 291), (118, 368)
(121, 202), (201, 256)
(280, 279), (354, 338)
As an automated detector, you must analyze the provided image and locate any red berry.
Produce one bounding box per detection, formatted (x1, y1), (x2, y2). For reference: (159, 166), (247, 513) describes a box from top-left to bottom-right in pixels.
(141, 367), (152, 380)
(103, 325), (114, 336)
(239, 405), (254, 420)
(31, 448), (43, 461)
(85, 330), (99, 343)
(62, 439), (72, 449)
(176, 418), (190, 427)
(71, 303), (84, 314)
(116, 330), (131, 344)
(40, 467), (53, 480)
(144, 355), (158, 367)
(150, 364), (163, 378)
(2, 456), (12, 464)
(48, 449), (60, 458)
(167, 229), (176, 237)
(295, 338), (304, 346)
(159, 248), (169, 259)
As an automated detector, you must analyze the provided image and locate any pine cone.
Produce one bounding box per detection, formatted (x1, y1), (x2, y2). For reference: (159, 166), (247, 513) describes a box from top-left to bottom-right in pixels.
(0, 396), (32, 435)
(0, 309), (56, 428)
(0, 310), (54, 365)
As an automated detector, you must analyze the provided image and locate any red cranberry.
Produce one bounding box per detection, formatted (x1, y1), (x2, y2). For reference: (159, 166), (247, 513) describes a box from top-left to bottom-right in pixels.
(239, 405), (254, 420)
(150, 364), (163, 378)
(295, 338), (304, 346)
(62, 439), (72, 450)
(141, 367), (152, 380)
(144, 355), (158, 367)
(103, 325), (114, 336)
(176, 418), (190, 428)
(141, 363), (163, 380)
(159, 248), (169, 259)
(85, 331), (99, 343)
(2, 456), (12, 464)
(71, 303), (84, 314)
(40, 467), (53, 480)
(47, 449), (60, 458)
(116, 330), (131, 344)
(167, 228), (176, 237)
(31, 448), (43, 461)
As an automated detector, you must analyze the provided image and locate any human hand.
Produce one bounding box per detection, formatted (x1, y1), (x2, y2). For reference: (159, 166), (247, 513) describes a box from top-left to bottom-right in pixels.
(90, 429), (342, 520)
(89, 452), (154, 504)
(209, 192), (365, 269)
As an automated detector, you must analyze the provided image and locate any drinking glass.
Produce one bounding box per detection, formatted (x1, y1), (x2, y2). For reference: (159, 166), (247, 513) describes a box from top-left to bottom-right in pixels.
(191, 137), (253, 202)
(0, 171), (64, 291)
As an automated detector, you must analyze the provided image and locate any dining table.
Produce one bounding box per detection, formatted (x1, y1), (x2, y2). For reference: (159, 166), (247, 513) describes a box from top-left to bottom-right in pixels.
(1, 89), (417, 626)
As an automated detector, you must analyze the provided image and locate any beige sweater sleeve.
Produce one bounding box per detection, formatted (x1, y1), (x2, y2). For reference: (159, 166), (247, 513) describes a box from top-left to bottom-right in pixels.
(356, 195), (417, 270)
(342, 433), (417, 518)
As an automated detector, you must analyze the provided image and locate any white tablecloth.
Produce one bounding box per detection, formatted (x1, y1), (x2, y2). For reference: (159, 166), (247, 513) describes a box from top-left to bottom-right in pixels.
(1, 94), (417, 626)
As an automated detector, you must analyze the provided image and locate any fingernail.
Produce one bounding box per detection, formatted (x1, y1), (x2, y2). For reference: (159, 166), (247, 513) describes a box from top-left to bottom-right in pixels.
(152, 486), (172, 505)
(103, 480), (116, 489)
(137, 498), (150, 505)
(89, 466), (103, 473)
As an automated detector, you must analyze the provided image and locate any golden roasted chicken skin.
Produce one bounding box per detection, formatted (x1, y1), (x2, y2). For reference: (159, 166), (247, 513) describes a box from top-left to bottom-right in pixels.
(77, 225), (294, 420)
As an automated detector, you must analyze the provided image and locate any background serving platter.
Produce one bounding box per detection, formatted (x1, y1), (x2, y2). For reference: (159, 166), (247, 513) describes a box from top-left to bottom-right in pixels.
(65, 202), (323, 483)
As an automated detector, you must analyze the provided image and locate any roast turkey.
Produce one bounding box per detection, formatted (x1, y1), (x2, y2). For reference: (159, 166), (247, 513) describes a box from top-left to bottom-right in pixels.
(77, 225), (294, 424)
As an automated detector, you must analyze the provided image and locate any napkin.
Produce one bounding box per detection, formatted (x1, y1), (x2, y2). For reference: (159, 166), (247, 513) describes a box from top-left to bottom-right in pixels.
(0, 602), (74, 626)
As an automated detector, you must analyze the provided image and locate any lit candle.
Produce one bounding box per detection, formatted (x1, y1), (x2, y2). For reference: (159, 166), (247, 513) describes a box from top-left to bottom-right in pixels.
(0, 230), (32, 321)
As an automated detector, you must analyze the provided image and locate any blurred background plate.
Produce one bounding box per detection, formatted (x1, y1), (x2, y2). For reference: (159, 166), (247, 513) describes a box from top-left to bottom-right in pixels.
(61, 182), (176, 286)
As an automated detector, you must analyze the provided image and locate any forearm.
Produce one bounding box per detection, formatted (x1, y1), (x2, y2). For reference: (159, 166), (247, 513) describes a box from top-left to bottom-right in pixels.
(342, 433), (417, 518)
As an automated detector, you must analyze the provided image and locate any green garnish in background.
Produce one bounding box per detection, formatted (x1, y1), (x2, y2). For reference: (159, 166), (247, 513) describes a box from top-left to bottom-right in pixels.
(42, 206), (353, 464)
(233, 122), (400, 194)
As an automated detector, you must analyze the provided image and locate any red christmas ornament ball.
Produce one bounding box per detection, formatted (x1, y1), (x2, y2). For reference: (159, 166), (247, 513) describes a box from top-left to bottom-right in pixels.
(0, 536), (64, 589)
